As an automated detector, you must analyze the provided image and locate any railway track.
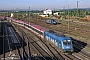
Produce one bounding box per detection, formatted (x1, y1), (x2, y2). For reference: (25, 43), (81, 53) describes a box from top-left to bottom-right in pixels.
(72, 40), (90, 60)
(18, 27), (57, 60)
(1, 22), (5, 59)
(18, 28), (31, 60)
(34, 34), (65, 60)
(11, 22), (31, 60)
(10, 20), (90, 60)
(0, 22), (31, 60)
(27, 31), (65, 60)
(14, 24), (78, 60)
(1, 23), (20, 60)
(11, 21), (66, 60)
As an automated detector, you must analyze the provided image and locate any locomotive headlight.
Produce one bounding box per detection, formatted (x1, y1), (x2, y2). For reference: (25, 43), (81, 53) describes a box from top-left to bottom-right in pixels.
(68, 40), (71, 42)
(63, 40), (70, 42)
(63, 40), (67, 42)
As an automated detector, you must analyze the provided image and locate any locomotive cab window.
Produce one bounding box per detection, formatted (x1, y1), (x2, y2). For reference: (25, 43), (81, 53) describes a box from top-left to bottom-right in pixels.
(63, 40), (71, 46)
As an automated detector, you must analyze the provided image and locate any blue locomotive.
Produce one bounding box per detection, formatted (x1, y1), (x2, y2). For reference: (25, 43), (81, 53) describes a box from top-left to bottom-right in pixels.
(44, 30), (73, 53)
(46, 19), (57, 24)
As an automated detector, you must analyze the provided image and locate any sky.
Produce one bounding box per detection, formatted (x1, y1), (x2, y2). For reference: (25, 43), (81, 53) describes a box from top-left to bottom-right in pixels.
(0, 0), (90, 10)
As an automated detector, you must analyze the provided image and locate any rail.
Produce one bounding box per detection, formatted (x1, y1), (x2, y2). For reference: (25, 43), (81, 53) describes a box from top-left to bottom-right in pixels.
(18, 27), (54, 60)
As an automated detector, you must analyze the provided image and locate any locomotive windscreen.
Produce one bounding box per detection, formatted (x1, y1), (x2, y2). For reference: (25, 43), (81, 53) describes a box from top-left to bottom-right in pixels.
(63, 40), (71, 46)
